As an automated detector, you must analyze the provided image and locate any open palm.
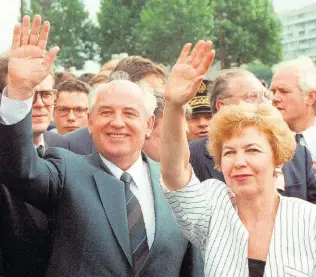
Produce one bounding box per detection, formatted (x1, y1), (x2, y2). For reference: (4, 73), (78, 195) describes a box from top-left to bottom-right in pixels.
(8, 15), (59, 95)
(165, 41), (215, 106)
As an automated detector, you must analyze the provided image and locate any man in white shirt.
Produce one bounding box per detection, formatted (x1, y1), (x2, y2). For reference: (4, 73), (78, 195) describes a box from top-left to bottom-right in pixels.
(270, 56), (316, 160)
(0, 15), (203, 277)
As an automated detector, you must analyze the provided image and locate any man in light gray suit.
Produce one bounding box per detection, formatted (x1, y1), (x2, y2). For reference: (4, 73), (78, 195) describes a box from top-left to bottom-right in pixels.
(0, 15), (203, 277)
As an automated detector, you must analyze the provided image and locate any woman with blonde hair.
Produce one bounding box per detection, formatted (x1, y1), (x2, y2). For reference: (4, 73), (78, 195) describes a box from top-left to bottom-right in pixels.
(161, 41), (316, 276)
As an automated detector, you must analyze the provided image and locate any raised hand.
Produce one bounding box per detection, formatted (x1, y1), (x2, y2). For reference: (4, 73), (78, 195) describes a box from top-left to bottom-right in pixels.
(8, 15), (59, 100)
(164, 40), (215, 106)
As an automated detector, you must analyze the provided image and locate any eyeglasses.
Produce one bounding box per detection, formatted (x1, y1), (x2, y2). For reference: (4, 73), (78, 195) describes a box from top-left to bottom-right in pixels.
(33, 89), (58, 106)
(54, 106), (88, 118)
(224, 90), (271, 104)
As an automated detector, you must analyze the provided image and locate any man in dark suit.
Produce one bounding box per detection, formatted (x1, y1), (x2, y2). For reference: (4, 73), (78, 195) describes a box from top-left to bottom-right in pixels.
(0, 15), (203, 277)
(0, 20), (66, 276)
(0, 129), (66, 277)
(189, 69), (316, 203)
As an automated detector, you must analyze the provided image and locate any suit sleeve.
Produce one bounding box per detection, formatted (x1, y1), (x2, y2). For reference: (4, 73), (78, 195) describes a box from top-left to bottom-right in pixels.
(305, 146), (316, 204)
(0, 112), (65, 213)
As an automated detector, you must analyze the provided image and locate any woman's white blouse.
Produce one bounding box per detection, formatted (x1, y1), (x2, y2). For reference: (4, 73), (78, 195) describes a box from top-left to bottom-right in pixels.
(162, 171), (316, 277)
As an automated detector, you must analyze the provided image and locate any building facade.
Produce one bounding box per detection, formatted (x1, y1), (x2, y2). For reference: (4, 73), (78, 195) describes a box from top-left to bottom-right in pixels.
(279, 4), (316, 61)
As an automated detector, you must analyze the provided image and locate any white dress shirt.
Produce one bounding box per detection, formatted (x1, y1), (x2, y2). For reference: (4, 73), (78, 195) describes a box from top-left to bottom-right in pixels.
(0, 88), (45, 149)
(299, 119), (316, 160)
(0, 87), (33, 125)
(100, 154), (156, 249)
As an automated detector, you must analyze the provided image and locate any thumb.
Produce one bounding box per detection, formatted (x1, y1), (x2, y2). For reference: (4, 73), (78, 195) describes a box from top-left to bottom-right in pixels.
(44, 46), (60, 71)
(187, 75), (204, 97)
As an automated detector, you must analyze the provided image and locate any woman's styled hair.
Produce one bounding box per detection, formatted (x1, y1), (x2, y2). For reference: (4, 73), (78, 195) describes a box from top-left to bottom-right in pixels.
(208, 103), (296, 171)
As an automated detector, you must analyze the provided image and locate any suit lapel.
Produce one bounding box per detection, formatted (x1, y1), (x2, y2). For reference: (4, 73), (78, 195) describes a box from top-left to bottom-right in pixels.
(90, 153), (133, 266)
(140, 155), (177, 267)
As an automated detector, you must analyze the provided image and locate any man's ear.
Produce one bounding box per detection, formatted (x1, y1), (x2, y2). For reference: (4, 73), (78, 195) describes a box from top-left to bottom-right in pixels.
(216, 100), (224, 112)
(146, 115), (155, 138)
(88, 112), (93, 135)
(307, 91), (316, 106)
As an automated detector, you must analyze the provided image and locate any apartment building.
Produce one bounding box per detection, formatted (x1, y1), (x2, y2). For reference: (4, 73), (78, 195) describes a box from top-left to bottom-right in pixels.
(279, 4), (316, 60)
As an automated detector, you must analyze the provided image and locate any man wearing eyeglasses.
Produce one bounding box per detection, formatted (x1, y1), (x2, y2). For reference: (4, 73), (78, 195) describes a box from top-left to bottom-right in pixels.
(189, 69), (316, 203)
(53, 79), (90, 135)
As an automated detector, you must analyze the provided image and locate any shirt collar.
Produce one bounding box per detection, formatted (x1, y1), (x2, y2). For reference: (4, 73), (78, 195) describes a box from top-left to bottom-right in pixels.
(99, 154), (145, 188)
(33, 133), (45, 149)
(301, 118), (316, 138)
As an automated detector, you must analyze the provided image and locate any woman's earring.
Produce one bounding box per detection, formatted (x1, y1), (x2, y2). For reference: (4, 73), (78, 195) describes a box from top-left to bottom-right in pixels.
(273, 167), (282, 177)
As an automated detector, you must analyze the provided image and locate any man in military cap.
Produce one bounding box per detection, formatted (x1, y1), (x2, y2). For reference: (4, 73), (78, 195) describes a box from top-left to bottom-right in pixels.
(186, 80), (212, 142)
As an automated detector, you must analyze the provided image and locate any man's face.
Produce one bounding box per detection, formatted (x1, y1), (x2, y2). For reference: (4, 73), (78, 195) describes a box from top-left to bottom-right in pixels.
(32, 75), (55, 136)
(54, 91), (89, 134)
(270, 67), (308, 127)
(187, 112), (212, 142)
(88, 80), (154, 168)
(216, 74), (267, 111)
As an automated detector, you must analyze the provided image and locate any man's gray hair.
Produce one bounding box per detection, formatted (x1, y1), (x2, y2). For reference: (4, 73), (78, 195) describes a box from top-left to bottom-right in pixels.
(273, 56), (316, 113)
(208, 69), (254, 114)
(89, 71), (157, 118)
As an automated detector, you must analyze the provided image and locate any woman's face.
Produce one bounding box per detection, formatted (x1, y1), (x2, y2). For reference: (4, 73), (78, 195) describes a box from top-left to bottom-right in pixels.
(221, 126), (276, 199)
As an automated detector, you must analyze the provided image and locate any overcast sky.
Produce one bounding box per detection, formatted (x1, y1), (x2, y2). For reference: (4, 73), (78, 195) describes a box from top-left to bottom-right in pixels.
(0, 0), (315, 69)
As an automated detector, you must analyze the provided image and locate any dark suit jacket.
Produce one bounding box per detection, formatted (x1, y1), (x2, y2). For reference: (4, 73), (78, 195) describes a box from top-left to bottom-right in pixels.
(189, 137), (316, 204)
(0, 113), (202, 277)
(63, 127), (96, 154)
(0, 131), (67, 277)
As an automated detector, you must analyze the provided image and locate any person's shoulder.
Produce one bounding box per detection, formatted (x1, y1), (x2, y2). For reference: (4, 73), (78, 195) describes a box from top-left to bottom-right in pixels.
(44, 146), (84, 160)
(189, 137), (208, 150)
(280, 196), (316, 216)
(64, 127), (90, 140)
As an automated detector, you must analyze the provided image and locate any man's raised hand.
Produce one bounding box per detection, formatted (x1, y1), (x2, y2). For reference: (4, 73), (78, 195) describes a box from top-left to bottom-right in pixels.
(8, 15), (59, 100)
(164, 40), (215, 107)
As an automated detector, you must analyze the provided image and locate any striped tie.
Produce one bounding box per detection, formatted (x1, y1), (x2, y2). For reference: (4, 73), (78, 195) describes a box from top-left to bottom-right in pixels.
(120, 172), (149, 273)
(295, 133), (302, 144)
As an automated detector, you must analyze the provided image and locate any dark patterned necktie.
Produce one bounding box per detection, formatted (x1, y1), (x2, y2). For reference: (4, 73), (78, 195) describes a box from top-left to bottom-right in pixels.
(36, 145), (44, 158)
(120, 172), (149, 273)
(295, 133), (302, 144)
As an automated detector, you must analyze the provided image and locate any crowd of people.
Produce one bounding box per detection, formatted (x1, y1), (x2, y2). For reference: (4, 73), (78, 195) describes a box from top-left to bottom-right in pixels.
(0, 14), (315, 277)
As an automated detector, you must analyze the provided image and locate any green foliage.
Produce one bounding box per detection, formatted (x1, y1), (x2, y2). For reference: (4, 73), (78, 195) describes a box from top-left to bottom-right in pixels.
(27, 0), (96, 70)
(212, 0), (283, 69)
(133, 0), (214, 65)
(97, 0), (147, 62)
(25, 0), (283, 70)
(246, 62), (273, 86)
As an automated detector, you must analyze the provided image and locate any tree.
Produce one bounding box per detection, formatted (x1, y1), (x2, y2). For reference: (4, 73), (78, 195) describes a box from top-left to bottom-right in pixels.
(133, 0), (214, 65)
(246, 62), (273, 86)
(213, 0), (283, 69)
(26, 0), (96, 70)
(97, 0), (146, 62)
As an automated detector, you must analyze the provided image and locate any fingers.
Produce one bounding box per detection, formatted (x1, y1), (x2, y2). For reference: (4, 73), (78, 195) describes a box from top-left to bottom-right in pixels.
(197, 49), (216, 76)
(43, 46), (60, 70)
(188, 40), (204, 65)
(29, 15), (42, 45)
(176, 43), (192, 64)
(11, 24), (22, 50)
(37, 21), (50, 50)
(21, 15), (31, 46)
